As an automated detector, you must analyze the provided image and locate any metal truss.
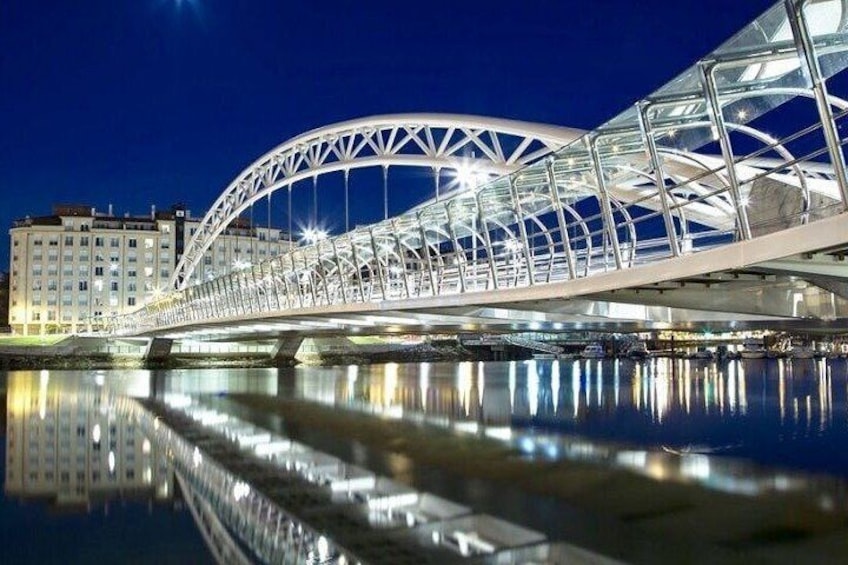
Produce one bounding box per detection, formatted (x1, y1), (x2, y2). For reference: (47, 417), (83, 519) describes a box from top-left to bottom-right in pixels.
(118, 0), (848, 336)
(172, 114), (584, 289)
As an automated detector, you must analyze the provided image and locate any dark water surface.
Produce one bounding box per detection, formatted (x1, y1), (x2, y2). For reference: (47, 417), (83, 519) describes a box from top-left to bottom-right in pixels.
(1, 358), (847, 562)
(290, 358), (848, 477)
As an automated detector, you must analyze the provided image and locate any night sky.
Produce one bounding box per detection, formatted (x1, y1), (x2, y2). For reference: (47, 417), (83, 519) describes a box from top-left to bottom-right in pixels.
(1, 0), (776, 266)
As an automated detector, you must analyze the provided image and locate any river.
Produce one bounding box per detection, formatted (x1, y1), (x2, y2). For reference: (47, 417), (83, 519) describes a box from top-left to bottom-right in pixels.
(1, 357), (847, 563)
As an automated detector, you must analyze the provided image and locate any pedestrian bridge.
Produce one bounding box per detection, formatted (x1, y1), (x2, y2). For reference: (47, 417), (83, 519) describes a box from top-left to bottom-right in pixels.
(114, 0), (848, 339)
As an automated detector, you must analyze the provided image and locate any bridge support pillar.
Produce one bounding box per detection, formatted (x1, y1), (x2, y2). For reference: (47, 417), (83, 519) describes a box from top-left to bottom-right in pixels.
(271, 336), (304, 365)
(144, 338), (173, 362)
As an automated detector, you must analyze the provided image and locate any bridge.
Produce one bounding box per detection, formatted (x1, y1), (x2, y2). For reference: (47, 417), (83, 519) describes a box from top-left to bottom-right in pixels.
(114, 0), (848, 339)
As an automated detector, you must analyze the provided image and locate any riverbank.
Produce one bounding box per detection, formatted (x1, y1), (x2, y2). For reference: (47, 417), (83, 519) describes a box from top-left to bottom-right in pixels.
(229, 393), (848, 564)
(0, 336), (480, 370)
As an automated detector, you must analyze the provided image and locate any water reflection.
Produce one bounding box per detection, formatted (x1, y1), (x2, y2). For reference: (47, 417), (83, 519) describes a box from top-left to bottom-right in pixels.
(5, 371), (171, 505)
(291, 358), (848, 504)
(3, 367), (280, 509)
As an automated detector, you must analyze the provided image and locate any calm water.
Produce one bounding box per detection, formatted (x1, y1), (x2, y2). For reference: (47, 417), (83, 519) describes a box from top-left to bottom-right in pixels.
(2, 358), (847, 562)
(291, 358), (848, 476)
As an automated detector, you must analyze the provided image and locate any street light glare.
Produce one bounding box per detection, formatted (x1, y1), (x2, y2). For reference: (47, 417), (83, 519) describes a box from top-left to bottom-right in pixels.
(302, 227), (328, 244)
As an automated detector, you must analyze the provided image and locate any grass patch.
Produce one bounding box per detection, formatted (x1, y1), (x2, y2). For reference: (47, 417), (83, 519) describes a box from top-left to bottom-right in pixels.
(0, 335), (69, 346)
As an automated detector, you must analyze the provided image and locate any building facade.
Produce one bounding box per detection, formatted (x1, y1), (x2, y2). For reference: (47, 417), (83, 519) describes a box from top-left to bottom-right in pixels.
(8, 204), (291, 335)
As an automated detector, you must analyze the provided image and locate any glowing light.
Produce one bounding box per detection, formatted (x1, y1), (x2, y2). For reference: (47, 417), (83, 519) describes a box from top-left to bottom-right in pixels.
(232, 258), (252, 271)
(301, 227), (328, 244)
(737, 109), (748, 120)
(92, 423), (101, 444)
(453, 161), (490, 190)
(193, 446), (203, 468)
(317, 536), (330, 560)
(108, 451), (116, 474)
(503, 238), (522, 253)
(232, 481), (250, 501)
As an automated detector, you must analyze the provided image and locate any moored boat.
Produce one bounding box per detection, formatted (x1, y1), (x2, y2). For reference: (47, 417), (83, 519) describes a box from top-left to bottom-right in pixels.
(580, 343), (606, 359)
(740, 338), (767, 359)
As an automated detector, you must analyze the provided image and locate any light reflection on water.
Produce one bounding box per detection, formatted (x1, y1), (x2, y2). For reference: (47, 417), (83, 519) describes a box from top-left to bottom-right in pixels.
(291, 358), (848, 506)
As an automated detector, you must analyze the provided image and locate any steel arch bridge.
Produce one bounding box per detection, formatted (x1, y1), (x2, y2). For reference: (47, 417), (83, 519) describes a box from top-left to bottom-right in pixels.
(117, 0), (848, 338)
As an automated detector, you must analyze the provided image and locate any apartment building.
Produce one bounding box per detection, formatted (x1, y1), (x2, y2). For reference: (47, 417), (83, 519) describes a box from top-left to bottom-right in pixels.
(8, 204), (291, 335)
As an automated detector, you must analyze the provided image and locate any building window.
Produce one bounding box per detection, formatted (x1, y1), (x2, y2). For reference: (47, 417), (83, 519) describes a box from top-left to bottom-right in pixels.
(48, 238), (58, 247)
(127, 282), (137, 292)
(79, 281), (88, 291)
(128, 297), (136, 307)
(47, 311), (56, 322)
(160, 269), (169, 278)
(160, 240), (170, 249)
(32, 312), (41, 322)
(128, 238), (137, 248)
(110, 281), (118, 292)
(127, 268), (137, 278)
(64, 236), (74, 246)
(80, 236), (89, 246)
(94, 266), (103, 276)
(110, 238), (119, 248)
(95, 237), (104, 247)
(33, 237), (42, 246)
(62, 281), (73, 292)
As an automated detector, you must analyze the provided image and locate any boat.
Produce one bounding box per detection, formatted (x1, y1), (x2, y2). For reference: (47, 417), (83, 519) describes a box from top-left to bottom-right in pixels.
(740, 338), (767, 359)
(580, 343), (606, 359)
(787, 345), (816, 359)
(689, 347), (715, 360)
(625, 341), (650, 360)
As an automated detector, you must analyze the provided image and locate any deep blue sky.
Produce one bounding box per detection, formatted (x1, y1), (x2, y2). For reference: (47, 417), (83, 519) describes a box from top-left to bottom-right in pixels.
(0, 0), (776, 265)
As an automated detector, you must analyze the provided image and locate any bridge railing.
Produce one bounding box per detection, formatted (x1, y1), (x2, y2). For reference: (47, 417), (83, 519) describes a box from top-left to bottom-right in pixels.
(112, 0), (848, 335)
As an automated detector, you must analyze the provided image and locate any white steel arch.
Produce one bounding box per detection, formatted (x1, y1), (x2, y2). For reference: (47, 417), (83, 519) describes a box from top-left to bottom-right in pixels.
(172, 114), (584, 289)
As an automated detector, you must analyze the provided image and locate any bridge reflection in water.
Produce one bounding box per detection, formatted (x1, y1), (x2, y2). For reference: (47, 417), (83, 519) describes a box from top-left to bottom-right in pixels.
(5, 371), (615, 564)
(290, 359), (848, 503)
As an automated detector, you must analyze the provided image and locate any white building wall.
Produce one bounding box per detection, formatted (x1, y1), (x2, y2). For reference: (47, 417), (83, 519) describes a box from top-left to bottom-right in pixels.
(8, 207), (291, 335)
